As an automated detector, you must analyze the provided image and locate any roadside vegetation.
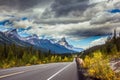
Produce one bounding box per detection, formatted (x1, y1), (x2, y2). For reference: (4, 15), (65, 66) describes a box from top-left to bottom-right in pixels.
(80, 29), (120, 80)
(0, 44), (73, 68)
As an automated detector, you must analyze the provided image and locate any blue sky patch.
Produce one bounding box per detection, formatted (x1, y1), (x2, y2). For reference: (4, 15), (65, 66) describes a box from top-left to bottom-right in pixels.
(0, 20), (9, 25)
(108, 9), (120, 13)
(21, 17), (28, 21)
(67, 36), (108, 49)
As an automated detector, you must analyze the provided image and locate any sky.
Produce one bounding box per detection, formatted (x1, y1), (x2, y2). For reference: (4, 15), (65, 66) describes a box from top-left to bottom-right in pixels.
(0, 0), (120, 49)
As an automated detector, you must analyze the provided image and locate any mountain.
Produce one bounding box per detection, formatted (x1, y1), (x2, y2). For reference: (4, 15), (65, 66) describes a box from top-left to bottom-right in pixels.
(5, 29), (20, 39)
(0, 29), (32, 47)
(57, 37), (73, 49)
(25, 36), (75, 53)
(26, 34), (38, 40)
(0, 29), (77, 53)
(57, 37), (84, 52)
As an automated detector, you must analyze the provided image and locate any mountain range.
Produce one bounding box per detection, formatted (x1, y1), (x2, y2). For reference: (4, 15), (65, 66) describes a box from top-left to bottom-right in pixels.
(0, 29), (84, 53)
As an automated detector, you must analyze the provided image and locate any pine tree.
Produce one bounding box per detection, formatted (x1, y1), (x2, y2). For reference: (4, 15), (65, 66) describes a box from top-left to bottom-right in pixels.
(3, 43), (8, 58)
(113, 29), (117, 40)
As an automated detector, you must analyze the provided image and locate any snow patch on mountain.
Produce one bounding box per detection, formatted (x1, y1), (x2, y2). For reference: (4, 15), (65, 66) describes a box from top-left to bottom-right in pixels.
(57, 37), (84, 52)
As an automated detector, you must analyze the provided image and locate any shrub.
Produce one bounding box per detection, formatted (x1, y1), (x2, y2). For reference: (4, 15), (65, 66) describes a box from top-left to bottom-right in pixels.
(84, 51), (116, 80)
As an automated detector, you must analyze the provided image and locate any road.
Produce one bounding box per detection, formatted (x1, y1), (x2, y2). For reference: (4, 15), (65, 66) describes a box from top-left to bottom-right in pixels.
(0, 61), (79, 80)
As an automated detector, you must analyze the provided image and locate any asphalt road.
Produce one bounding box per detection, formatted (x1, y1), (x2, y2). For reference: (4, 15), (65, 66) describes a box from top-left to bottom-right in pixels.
(0, 61), (79, 80)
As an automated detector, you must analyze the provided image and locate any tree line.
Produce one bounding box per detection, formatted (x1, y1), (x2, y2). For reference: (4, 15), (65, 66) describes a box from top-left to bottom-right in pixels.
(0, 44), (73, 68)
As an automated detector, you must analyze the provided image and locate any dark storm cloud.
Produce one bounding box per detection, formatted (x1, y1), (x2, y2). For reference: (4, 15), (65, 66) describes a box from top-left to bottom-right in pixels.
(0, 0), (52, 11)
(51, 0), (89, 17)
(66, 26), (113, 38)
(42, 0), (90, 18)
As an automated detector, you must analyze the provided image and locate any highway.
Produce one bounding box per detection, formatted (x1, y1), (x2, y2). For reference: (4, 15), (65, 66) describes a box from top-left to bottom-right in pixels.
(0, 61), (79, 80)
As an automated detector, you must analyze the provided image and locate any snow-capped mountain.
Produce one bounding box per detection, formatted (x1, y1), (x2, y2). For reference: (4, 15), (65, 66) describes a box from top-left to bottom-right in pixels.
(57, 37), (84, 52)
(5, 29), (20, 39)
(4, 29), (28, 41)
(49, 39), (58, 44)
(57, 37), (73, 49)
(25, 36), (75, 53)
(0, 29), (78, 53)
(0, 29), (32, 47)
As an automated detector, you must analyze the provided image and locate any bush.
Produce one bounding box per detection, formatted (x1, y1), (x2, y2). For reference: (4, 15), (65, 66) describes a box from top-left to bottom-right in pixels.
(84, 51), (116, 80)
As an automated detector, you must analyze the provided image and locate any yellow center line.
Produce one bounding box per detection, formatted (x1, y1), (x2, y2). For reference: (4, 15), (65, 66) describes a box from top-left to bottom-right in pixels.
(0, 66), (49, 79)
(0, 71), (27, 79)
(0, 63), (60, 79)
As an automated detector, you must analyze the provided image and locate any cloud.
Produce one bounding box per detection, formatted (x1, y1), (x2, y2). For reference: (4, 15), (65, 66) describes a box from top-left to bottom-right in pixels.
(26, 21), (117, 40)
(0, 0), (52, 10)
(51, 0), (89, 17)
(41, 0), (90, 19)
(0, 0), (120, 40)
(89, 0), (107, 4)
(90, 37), (108, 46)
(40, 0), (120, 25)
(13, 20), (34, 28)
(0, 15), (11, 21)
(90, 11), (120, 25)
(0, 0), (54, 21)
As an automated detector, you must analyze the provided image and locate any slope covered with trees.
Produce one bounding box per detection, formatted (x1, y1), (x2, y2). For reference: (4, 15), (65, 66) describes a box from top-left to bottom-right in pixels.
(0, 43), (73, 68)
(79, 29), (120, 80)
(83, 29), (120, 57)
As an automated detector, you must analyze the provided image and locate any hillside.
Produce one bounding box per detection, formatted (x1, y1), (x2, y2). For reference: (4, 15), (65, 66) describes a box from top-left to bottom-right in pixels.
(78, 30), (120, 80)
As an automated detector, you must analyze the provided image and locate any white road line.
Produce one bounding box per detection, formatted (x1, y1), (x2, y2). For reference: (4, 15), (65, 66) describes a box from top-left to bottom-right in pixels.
(47, 62), (73, 80)
(0, 71), (27, 79)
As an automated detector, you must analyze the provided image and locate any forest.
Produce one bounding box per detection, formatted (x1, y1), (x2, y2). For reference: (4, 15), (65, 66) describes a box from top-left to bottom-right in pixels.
(0, 44), (73, 68)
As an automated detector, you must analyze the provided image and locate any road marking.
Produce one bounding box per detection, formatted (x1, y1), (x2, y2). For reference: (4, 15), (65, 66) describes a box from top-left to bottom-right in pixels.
(0, 63), (56, 79)
(0, 63), (73, 79)
(0, 64), (44, 72)
(0, 63), (55, 72)
(0, 63), (55, 79)
(0, 71), (27, 79)
(47, 62), (73, 80)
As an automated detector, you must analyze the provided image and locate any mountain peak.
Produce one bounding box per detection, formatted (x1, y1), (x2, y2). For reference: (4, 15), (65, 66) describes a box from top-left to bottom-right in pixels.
(57, 37), (84, 52)
(5, 29), (18, 35)
(58, 37), (69, 46)
(32, 34), (38, 38)
(27, 34), (38, 39)
(60, 37), (68, 43)
(61, 37), (66, 42)
(5, 29), (20, 39)
(10, 29), (17, 33)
